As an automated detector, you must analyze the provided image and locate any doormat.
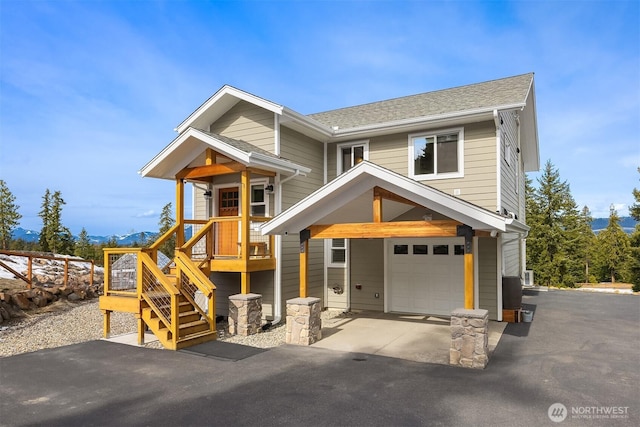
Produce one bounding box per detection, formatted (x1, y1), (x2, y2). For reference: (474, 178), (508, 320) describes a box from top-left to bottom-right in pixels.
(180, 341), (267, 361)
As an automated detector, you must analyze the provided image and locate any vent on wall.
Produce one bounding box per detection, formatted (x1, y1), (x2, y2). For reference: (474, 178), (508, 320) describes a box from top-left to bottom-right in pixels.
(524, 270), (534, 287)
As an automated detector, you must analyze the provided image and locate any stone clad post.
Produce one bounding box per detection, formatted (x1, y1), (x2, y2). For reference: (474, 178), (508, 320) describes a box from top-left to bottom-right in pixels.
(286, 297), (322, 345)
(228, 293), (262, 336)
(450, 308), (489, 369)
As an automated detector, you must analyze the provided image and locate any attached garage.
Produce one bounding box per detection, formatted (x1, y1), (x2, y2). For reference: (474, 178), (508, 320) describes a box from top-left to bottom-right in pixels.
(387, 238), (465, 316)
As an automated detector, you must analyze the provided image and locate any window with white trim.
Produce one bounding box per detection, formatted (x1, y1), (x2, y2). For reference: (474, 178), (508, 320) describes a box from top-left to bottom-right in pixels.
(409, 128), (464, 180)
(337, 141), (369, 174)
(328, 238), (346, 266)
(250, 182), (269, 217)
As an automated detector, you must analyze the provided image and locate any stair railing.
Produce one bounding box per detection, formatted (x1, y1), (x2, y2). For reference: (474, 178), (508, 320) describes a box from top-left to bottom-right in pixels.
(174, 251), (216, 332)
(138, 251), (180, 340)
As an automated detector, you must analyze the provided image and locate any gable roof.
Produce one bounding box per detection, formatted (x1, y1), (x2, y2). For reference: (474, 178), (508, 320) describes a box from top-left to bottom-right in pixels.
(261, 161), (528, 236)
(139, 127), (311, 180)
(172, 73), (539, 172)
(309, 73), (534, 130)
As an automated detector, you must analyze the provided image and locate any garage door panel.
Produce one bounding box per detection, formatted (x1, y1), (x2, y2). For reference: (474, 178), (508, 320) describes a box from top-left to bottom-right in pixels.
(389, 238), (464, 315)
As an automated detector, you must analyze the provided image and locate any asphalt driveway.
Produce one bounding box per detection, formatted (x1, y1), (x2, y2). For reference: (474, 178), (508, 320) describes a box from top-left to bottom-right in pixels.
(1, 290), (638, 426)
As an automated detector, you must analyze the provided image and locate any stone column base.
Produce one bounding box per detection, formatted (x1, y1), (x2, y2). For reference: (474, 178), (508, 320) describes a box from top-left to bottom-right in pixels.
(450, 308), (489, 369)
(286, 297), (322, 345)
(228, 293), (262, 336)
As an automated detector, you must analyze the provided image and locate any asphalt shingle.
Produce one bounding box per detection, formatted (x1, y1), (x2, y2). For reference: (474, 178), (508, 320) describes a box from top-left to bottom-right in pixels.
(308, 73), (533, 130)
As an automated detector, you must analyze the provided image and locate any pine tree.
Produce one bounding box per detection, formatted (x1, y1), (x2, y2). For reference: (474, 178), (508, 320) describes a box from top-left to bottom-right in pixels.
(75, 228), (93, 259)
(38, 189), (74, 254)
(526, 160), (583, 286)
(158, 202), (175, 258)
(627, 168), (640, 291)
(0, 180), (22, 250)
(38, 189), (51, 252)
(594, 205), (630, 283)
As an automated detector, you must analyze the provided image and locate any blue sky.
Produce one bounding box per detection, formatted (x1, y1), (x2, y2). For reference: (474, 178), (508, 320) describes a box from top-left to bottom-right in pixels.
(1, 0), (638, 236)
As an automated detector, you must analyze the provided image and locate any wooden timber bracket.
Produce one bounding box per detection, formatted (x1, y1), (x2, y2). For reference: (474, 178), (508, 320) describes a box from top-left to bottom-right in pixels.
(456, 224), (473, 254)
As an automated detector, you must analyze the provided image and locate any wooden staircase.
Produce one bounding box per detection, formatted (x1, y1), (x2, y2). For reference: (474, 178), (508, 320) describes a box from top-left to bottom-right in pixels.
(101, 220), (219, 350)
(141, 294), (216, 350)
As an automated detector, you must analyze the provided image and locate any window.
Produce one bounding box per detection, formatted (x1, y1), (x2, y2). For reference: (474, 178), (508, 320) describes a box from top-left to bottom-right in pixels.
(329, 239), (346, 265)
(337, 141), (369, 174)
(413, 245), (428, 255)
(393, 244), (409, 255)
(503, 130), (512, 167)
(433, 245), (449, 255)
(409, 128), (463, 179)
(454, 245), (465, 255)
(250, 183), (268, 217)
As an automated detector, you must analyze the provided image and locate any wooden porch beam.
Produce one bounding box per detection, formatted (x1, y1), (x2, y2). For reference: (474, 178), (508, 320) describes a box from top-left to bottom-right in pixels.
(373, 186), (423, 208)
(308, 220), (462, 239)
(177, 162), (246, 180)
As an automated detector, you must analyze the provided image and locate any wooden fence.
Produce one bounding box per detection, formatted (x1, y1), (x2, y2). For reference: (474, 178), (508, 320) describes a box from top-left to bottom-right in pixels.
(0, 250), (95, 289)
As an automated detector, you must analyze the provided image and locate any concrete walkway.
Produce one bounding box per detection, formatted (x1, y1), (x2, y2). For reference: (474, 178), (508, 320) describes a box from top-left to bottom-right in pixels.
(314, 311), (506, 364)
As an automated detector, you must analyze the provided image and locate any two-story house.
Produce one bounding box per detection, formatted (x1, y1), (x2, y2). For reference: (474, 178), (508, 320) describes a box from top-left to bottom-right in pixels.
(99, 73), (538, 350)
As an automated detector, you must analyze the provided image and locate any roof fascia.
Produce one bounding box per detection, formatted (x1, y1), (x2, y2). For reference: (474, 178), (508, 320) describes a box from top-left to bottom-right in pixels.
(328, 104), (524, 141)
(521, 79), (540, 172)
(140, 127), (309, 179)
(281, 107), (333, 139)
(176, 85), (284, 134)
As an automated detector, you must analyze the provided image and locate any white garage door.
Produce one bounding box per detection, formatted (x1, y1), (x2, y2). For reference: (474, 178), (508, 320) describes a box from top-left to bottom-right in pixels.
(388, 238), (465, 316)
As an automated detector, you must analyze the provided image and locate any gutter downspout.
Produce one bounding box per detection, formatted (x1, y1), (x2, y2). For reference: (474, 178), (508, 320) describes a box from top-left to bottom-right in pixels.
(270, 169), (302, 328)
(493, 110), (502, 215)
(271, 113), (282, 327)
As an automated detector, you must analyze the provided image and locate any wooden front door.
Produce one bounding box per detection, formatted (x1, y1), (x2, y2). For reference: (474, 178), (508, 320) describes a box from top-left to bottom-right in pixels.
(218, 187), (239, 256)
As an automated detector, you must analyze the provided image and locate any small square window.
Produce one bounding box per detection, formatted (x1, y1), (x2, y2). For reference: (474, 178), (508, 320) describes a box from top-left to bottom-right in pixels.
(413, 245), (428, 255)
(394, 245), (409, 255)
(454, 245), (465, 255)
(433, 245), (449, 255)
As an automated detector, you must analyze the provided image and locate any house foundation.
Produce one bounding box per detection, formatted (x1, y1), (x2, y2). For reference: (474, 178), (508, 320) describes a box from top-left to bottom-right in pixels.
(228, 293), (262, 336)
(450, 308), (489, 369)
(285, 297), (322, 345)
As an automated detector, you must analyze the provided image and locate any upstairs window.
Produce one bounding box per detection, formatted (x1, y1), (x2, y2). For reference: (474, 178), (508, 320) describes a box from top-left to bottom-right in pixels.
(409, 128), (464, 180)
(337, 141), (369, 174)
(250, 183), (268, 217)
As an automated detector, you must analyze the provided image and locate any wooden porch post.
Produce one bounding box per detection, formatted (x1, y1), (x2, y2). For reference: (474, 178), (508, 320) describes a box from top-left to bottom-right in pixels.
(240, 169), (251, 294)
(241, 272), (251, 294)
(457, 225), (474, 309)
(176, 179), (185, 248)
(240, 169), (250, 261)
(299, 230), (310, 298)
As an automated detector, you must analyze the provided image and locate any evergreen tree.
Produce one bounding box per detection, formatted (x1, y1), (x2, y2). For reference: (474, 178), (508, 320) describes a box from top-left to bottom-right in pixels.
(594, 205), (630, 283)
(74, 228), (93, 259)
(38, 189), (51, 251)
(0, 180), (22, 249)
(526, 160), (584, 286)
(158, 202), (175, 258)
(627, 168), (640, 291)
(38, 189), (74, 254)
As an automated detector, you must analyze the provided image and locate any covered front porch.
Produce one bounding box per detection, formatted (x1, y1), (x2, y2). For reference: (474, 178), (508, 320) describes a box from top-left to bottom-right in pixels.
(99, 127), (311, 350)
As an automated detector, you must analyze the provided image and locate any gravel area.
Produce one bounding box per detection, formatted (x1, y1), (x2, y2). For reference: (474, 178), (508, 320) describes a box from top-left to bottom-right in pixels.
(0, 300), (345, 357)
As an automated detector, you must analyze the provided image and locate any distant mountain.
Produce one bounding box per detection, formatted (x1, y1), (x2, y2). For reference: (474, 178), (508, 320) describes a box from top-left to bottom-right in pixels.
(11, 227), (159, 245)
(591, 216), (637, 234)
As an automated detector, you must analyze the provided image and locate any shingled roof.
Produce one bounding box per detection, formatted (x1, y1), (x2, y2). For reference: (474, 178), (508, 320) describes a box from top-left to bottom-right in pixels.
(308, 73), (534, 130)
